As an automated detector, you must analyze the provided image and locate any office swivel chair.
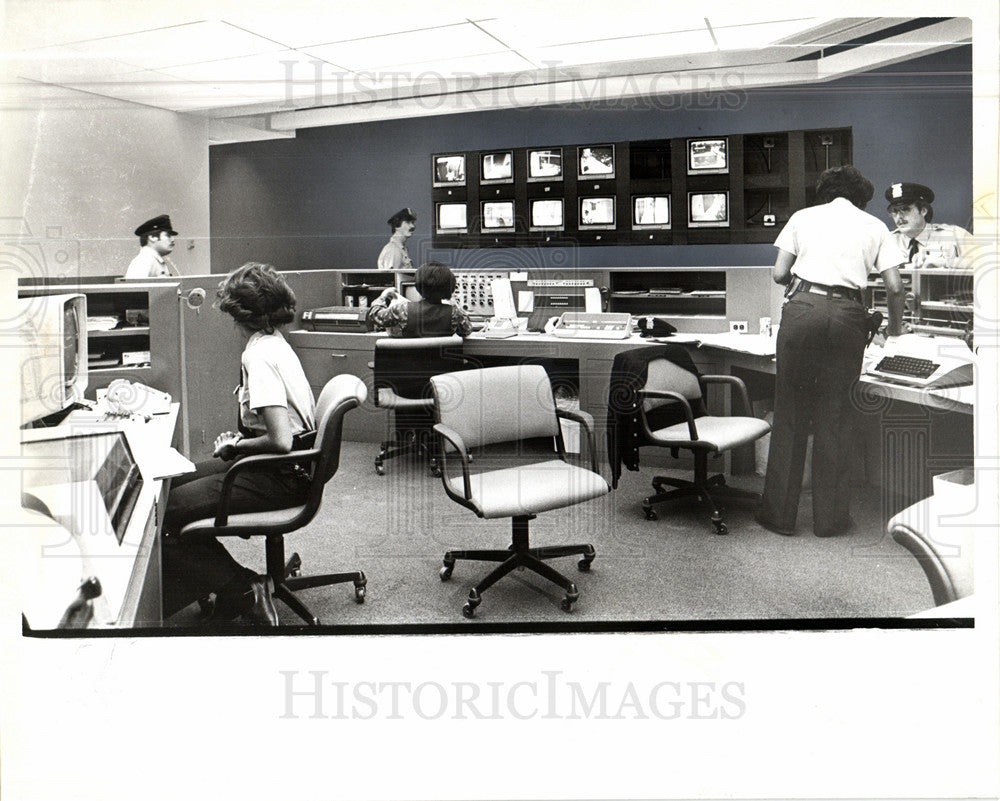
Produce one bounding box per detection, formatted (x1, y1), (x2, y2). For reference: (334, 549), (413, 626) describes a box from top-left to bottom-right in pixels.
(372, 335), (465, 476)
(637, 357), (770, 534)
(179, 374), (368, 626)
(430, 365), (610, 617)
(889, 502), (975, 606)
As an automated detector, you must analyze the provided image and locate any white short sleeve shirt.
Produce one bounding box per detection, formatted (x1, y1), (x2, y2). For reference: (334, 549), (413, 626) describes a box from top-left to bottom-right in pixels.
(240, 330), (316, 435)
(774, 197), (907, 289)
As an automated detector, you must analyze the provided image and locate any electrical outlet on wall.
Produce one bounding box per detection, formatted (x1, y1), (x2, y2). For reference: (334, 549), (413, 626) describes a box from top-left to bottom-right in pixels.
(729, 320), (748, 333)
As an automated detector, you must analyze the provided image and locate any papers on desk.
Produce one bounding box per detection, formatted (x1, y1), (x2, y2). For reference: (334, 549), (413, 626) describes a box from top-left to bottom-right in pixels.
(676, 332), (778, 357)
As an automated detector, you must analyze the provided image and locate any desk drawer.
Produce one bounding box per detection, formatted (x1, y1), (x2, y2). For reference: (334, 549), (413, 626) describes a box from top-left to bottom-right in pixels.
(294, 344), (382, 443)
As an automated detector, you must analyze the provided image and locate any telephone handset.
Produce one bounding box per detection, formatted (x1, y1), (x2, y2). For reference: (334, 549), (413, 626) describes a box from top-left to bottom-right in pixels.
(482, 317), (520, 339)
(102, 379), (172, 416)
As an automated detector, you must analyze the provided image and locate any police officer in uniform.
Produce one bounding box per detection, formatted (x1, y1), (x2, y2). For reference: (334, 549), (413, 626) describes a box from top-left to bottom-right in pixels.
(885, 182), (971, 269)
(377, 207), (416, 270)
(125, 214), (179, 279)
(755, 166), (907, 538)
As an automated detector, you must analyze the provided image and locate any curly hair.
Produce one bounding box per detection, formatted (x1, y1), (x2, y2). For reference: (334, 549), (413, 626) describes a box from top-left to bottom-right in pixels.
(414, 261), (457, 303)
(216, 262), (296, 333)
(814, 165), (875, 210)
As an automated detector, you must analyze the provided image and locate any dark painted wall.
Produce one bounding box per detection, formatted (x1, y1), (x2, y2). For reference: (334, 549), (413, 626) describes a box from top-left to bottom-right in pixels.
(209, 47), (972, 274)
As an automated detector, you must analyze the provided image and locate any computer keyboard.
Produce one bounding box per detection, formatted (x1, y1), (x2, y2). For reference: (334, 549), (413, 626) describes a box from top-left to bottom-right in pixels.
(874, 355), (939, 380)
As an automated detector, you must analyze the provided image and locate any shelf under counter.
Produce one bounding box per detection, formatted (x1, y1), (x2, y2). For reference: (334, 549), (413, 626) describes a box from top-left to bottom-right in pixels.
(87, 326), (151, 338)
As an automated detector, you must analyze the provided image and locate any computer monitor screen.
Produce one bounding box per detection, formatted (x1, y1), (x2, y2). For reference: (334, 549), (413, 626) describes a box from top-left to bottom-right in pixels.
(529, 199), (564, 231)
(687, 191), (730, 227)
(481, 151), (513, 184)
(436, 202), (468, 234)
(579, 197), (615, 230)
(527, 148), (563, 181)
(432, 154), (466, 187)
(18, 293), (88, 426)
(481, 200), (515, 232)
(577, 145), (615, 179)
(632, 195), (671, 230)
(687, 138), (729, 175)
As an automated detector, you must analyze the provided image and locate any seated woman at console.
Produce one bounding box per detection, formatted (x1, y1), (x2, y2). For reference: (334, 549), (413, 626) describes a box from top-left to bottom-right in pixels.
(161, 262), (316, 625)
(368, 260), (473, 338)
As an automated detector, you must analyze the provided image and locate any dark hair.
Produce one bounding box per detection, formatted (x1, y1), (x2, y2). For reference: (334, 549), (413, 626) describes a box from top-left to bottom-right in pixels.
(414, 261), (456, 303)
(814, 165), (875, 210)
(216, 262), (296, 333)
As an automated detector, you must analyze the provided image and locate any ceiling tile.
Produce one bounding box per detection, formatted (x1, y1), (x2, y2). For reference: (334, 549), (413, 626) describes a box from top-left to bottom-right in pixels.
(66, 20), (285, 72)
(527, 29), (717, 68)
(302, 23), (505, 72)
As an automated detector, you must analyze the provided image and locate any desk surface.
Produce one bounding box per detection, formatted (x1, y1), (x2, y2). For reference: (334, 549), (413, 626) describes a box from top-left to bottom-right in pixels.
(20, 405), (181, 629)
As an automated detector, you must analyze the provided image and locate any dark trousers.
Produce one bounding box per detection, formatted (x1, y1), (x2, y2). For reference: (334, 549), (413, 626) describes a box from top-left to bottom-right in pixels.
(760, 292), (868, 534)
(161, 457), (309, 618)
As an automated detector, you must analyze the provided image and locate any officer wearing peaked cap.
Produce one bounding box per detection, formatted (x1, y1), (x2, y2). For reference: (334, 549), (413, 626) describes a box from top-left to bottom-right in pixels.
(885, 182), (971, 269)
(125, 214), (179, 279)
(377, 207), (416, 271)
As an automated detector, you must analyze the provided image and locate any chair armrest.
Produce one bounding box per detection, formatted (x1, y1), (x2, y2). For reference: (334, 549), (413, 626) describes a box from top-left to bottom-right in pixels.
(637, 389), (699, 440)
(215, 448), (320, 526)
(556, 407), (599, 473)
(432, 423), (473, 501)
(701, 375), (754, 417)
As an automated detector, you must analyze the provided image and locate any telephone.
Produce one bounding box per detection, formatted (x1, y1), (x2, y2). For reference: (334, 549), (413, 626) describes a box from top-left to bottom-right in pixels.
(865, 334), (973, 388)
(482, 316), (525, 339)
(101, 379), (172, 416)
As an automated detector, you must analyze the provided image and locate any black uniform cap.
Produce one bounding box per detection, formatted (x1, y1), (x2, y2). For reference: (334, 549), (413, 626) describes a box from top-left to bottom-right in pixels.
(885, 183), (934, 206)
(134, 214), (178, 237)
(387, 207), (417, 227)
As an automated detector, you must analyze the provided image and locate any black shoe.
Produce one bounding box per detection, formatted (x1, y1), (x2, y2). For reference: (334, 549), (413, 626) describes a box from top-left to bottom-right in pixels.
(243, 577), (279, 626)
(753, 511), (796, 536)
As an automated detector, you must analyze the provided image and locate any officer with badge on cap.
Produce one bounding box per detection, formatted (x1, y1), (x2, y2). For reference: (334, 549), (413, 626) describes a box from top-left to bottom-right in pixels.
(377, 207), (416, 271)
(125, 214), (179, 279)
(885, 182), (971, 268)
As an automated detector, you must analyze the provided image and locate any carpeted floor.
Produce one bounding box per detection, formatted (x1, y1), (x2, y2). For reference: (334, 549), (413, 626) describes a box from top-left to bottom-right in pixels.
(169, 440), (935, 629)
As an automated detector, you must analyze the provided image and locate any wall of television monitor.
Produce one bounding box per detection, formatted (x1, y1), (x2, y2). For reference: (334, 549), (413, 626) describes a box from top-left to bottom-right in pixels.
(430, 127), (852, 248)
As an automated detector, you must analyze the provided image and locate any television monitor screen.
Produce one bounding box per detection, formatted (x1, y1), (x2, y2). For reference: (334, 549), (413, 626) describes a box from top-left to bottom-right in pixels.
(527, 148), (563, 181)
(687, 192), (730, 227)
(632, 195), (671, 230)
(436, 203), (468, 234)
(432, 154), (466, 186)
(529, 199), (564, 231)
(630, 140), (671, 180)
(481, 151), (513, 183)
(481, 200), (515, 232)
(687, 138), (729, 174)
(577, 145), (615, 179)
(579, 197), (615, 230)
(18, 292), (88, 426)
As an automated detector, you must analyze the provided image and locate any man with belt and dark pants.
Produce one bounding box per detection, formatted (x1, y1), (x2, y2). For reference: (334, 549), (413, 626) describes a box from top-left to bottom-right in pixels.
(756, 166), (907, 537)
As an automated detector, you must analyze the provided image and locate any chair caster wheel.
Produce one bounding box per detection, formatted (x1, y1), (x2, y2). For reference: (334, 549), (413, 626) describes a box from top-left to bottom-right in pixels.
(462, 589), (482, 618)
(430, 461), (442, 478)
(560, 584), (579, 612)
(714, 523), (728, 535)
(577, 548), (595, 572)
(286, 553), (303, 578)
(354, 585), (366, 603)
(643, 506), (657, 520)
(374, 461), (385, 476)
(440, 555), (455, 581)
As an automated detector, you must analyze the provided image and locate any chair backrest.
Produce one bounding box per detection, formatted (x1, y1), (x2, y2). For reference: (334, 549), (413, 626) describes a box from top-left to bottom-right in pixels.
(311, 374), (368, 490)
(641, 357), (706, 415)
(431, 364), (559, 449)
(373, 335), (465, 403)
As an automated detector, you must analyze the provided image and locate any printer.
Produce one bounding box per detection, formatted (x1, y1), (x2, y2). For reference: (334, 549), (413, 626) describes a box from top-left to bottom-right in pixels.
(301, 306), (370, 333)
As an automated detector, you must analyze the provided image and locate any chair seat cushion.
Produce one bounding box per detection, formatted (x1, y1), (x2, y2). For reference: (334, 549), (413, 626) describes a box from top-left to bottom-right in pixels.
(377, 388), (435, 410)
(180, 506), (307, 537)
(448, 459), (609, 519)
(649, 416), (771, 452)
